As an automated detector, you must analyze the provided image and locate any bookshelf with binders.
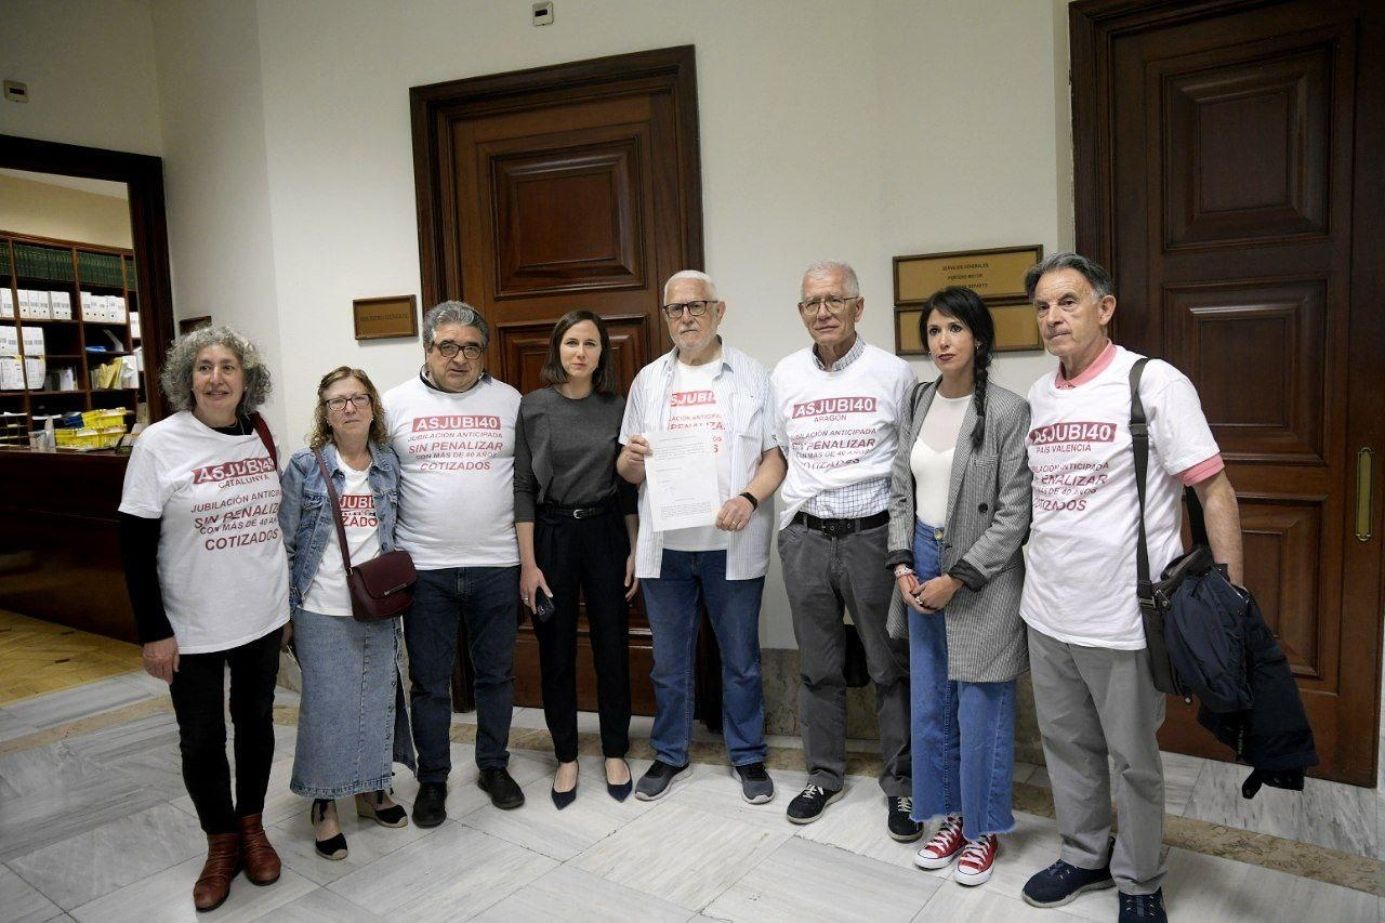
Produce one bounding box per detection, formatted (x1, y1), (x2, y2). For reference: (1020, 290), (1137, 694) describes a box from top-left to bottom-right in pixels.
(1, 231), (145, 447)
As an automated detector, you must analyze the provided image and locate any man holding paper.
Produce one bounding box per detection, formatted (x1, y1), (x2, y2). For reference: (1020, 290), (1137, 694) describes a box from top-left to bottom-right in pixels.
(618, 269), (786, 804)
(772, 260), (918, 839)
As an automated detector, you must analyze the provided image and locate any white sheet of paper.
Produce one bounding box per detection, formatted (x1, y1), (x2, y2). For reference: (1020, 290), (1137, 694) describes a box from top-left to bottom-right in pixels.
(643, 429), (720, 532)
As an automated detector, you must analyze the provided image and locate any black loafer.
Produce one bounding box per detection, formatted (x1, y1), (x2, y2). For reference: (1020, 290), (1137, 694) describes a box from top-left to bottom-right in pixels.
(412, 781), (448, 828)
(478, 767), (525, 810)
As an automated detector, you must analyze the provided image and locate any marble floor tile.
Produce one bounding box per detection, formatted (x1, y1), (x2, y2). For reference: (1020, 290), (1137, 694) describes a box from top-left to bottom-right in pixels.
(268, 799), (439, 886)
(7, 802), (206, 909)
(703, 836), (936, 923)
(61, 713), (186, 801)
(1182, 758), (1379, 857)
(661, 762), (796, 834)
(1158, 751), (1204, 815)
(0, 710), (39, 744)
(460, 754), (659, 861)
(471, 864), (693, 923)
(2, 677), (155, 731)
(913, 884), (1090, 922)
(247, 886), (382, 922)
(327, 823), (557, 921)
(0, 865), (62, 923)
(789, 777), (922, 872)
(0, 743), (167, 863)
(1162, 845), (1377, 921)
(69, 856), (317, 923)
(572, 801), (789, 910)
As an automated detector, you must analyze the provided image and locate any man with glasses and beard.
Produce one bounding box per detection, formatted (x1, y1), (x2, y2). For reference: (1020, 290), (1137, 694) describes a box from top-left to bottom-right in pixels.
(618, 270), (786, 804)
(383, 301), (526, 827)
(771, 260), (919, 841)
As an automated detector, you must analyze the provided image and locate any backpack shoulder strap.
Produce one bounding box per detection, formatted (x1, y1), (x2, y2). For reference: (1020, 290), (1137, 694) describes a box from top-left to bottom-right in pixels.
(1130, 358), (1153, 606)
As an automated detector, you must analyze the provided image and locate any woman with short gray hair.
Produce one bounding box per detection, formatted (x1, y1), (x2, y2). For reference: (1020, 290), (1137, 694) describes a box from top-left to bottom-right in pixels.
(118, 325), (290, 911)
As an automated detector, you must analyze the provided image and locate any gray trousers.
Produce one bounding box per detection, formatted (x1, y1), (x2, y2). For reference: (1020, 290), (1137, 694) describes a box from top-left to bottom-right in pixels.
(1028, 625), (1166, 894)
(779, 521), (911, 796)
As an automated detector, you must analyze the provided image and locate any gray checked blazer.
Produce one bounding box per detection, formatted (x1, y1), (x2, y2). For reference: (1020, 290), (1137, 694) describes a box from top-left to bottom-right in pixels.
(885, 379), (1032, 681)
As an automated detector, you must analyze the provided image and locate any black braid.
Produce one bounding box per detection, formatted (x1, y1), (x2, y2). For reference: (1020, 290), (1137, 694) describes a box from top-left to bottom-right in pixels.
(970, 346), (991, 449)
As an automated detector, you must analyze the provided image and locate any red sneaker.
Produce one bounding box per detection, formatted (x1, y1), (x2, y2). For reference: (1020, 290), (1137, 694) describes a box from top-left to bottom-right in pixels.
(913, 815), (965, 870)
(955, 834), (999, 885)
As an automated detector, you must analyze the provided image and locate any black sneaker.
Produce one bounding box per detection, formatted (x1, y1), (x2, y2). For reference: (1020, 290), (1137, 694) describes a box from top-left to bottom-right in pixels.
(887, 796), (923, 842)
(786, 783), (843, 824)
(411, 781), (447, 828)
(1119, 889), (1168, 922)
(1022, 858), (1116, 907)
(477, 767), (525, 810)
(634, 760), (690, 801)
(732, 762), (774, 804)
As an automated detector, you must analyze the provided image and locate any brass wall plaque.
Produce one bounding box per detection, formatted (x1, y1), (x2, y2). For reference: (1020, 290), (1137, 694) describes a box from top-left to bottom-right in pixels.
(353, 295), (419, 341)
(893, 245), (1044, 356)
(896, 300), (1041, 356)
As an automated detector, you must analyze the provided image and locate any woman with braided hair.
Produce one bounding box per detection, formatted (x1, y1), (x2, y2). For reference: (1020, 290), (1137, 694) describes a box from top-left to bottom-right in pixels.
(884, 285), (1033, 887)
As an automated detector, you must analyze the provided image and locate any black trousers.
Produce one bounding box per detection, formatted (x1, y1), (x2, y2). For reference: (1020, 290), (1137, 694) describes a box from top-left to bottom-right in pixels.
(169, 625), (282, 834)
(533, 507), (632, 761)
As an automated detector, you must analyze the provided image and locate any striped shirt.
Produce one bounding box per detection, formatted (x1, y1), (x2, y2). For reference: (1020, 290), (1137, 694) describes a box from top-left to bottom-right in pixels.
(620, 341), (777, 580)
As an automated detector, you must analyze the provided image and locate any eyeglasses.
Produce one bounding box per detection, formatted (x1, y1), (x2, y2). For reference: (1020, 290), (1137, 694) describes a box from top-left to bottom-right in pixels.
(324, 394), (372, 413)
(434, 341), (484, 359)
(662, 300), (714, 319)
(797, 296), (859, 317)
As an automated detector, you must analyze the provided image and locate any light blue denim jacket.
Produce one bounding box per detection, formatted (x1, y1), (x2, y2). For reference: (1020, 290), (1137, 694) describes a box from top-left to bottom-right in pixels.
(279, 441), (401, 610)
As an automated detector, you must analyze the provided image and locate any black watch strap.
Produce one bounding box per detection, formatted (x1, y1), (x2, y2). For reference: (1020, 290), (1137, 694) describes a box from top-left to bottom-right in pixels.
(738, 491), (759, 510)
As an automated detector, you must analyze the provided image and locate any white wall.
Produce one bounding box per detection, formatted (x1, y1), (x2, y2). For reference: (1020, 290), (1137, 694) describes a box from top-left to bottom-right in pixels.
(0, 0), (163, 156)
(135, 0), (1069, 648)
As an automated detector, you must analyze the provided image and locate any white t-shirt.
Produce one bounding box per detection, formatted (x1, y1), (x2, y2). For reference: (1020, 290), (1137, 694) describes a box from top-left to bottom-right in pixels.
(383, 375), (521, 569)
(662, 358), (732, 552)
(118, 411), (290, 654)
(301, 459), (382, 616)
(910, 391), (971, 527)
(1021, 346), (1220, 648)
(772, 341), (915, 528)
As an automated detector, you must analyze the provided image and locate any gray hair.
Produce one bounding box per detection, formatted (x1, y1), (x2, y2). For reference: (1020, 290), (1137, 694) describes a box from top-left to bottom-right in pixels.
(801, 260), (860, 299)
(422, 300), (489, 349)
(160, 324), (272, 415)
(1024, 252), (1114, 301)
(663, 270), (719, 304)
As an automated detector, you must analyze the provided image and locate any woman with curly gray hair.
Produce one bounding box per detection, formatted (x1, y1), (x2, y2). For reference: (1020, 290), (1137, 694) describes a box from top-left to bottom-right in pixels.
(118, 325), (289, 911)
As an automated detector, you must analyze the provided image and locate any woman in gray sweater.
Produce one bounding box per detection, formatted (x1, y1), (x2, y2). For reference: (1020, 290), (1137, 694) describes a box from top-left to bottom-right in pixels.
(886, 286), (1032, 887)
(515, 310), (639, 808)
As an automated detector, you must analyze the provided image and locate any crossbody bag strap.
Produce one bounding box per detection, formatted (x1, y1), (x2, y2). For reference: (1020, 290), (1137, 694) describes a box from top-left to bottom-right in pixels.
(250, 412), (277, 469)
(1129, 358), (1153, 606)
(312, 448), (354, 574)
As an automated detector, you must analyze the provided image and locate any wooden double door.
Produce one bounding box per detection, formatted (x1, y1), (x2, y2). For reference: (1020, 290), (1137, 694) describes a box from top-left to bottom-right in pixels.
(411, 47), (704, 716)
(1073, 0), (1384, 784)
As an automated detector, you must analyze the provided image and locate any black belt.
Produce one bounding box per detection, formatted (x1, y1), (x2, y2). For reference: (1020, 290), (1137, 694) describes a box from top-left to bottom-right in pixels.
(539, 501), (613, 520)
(792, 510), (889, 537)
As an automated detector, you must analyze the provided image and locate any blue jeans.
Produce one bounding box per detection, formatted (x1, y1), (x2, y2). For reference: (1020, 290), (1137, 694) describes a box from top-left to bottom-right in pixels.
(910, 521), (1015, 840)
(641, 549), (767, 766)
(404, 566), (519, 782)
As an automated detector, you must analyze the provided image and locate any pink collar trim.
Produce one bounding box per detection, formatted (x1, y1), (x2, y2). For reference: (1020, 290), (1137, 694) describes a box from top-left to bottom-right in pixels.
(1055, 341), (1117, 389)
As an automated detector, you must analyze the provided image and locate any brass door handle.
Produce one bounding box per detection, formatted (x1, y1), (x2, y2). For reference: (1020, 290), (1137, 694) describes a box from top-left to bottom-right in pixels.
(1358, 447), (1375, 542)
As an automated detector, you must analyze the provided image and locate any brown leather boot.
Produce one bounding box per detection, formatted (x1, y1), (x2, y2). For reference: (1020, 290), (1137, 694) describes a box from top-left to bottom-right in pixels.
(237, 813), (281, 885)
(193, 831), (241, 912)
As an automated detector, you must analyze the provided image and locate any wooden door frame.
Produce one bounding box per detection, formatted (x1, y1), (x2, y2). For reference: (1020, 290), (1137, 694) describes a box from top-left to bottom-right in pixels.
(1070, 0), (1385, 785)
(409, 45), (705, 316)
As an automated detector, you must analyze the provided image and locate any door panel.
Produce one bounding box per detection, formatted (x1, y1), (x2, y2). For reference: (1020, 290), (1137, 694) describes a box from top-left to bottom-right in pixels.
(1073, 0), (1383, 783)
(412, 48), (704, 716)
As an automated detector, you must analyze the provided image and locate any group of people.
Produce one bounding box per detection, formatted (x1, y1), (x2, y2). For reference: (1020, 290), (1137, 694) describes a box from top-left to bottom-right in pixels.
(118, 251), (1241, 923)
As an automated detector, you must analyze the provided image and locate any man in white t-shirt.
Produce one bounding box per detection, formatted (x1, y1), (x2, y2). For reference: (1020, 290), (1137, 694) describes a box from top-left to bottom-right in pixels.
(771, 260), (919, 840)
(618, 270), (786, 804)
(383, 301), (525, 826)
(1018, 254), (1243, 923)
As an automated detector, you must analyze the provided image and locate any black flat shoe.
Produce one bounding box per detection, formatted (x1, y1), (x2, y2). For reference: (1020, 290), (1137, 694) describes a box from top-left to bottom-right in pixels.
(356, 790), (408, 828)
(551, 762), (579, 810)
(310, 799), (348, 861)
(606, 758), (633, 802)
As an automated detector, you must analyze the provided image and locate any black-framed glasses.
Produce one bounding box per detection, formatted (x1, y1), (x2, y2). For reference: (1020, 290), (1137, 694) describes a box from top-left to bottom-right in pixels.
(662, 300), (714, 319)
(434, 341), (483, 359)
(797, 296), (859, 317)
(324, 394), (372, 413)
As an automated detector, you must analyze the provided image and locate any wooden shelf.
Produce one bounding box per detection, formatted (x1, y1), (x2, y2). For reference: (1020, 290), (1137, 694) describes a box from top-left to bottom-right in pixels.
(9, 317), (79, 325)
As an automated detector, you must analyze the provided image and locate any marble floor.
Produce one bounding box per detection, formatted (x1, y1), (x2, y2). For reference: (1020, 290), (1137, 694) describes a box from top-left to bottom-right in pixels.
(0, 673), (1381, 923)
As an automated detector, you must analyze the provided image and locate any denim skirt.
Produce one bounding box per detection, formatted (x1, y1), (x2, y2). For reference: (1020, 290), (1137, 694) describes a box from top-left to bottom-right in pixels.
(290, 607), (415, 798)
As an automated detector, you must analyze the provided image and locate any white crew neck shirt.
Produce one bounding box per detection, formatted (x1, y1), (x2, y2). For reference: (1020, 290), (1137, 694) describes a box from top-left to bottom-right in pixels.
(301, 458), (382, 616)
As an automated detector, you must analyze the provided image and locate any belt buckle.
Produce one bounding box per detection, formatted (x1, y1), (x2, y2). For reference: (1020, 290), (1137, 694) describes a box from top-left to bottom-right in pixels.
(573, 507), (593, 520)
(822, 518), (849, 538)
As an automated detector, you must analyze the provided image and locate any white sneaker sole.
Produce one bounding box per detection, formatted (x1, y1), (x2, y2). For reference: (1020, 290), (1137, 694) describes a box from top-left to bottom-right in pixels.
(634, 765), (689, 802)
(785, 788), (844, 824)
(730, 766), (775, 804)
(913, 849), (962, 871)
(1021, 878), (1115, 908)
(954, 864), (994, 886)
